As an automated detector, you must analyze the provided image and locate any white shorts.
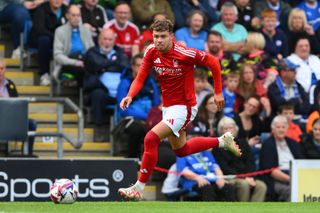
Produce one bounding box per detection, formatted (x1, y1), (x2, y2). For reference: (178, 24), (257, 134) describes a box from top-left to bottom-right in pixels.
(162, 105), (198, 137)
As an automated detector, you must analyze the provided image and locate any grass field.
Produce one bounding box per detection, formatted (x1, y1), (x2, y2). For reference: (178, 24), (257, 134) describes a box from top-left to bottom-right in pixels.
(0, 202), (319, 213)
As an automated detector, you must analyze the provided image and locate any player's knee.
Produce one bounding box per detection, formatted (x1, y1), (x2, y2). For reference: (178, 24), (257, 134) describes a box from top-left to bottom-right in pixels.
(174, 145), (188, 157)
(144, 131), (160, 150)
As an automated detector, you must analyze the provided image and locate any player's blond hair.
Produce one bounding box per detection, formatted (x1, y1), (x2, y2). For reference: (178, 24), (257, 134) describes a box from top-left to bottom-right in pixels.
(150, 19), (174, 33)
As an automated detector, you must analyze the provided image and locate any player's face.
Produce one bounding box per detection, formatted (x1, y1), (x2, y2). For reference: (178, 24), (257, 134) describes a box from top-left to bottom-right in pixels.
(0, 62), (5, 82)
(153, 30), (172, 53)
(312, 123), (320, 142)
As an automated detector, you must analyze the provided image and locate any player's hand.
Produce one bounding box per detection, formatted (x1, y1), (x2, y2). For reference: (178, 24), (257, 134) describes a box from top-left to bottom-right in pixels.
(120, 96), (132, 110)
(214, 93), (224, 111)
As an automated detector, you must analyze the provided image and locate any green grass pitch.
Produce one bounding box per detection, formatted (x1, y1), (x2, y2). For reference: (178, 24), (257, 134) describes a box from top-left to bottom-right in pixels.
(0, 202), (319, 213)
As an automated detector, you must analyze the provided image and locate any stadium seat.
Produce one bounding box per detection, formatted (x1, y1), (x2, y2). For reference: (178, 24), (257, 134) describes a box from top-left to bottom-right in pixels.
(0, 98), (29, 155)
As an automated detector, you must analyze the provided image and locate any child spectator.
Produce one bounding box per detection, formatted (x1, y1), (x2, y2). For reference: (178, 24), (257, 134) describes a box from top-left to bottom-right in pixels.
(279, 103), (303, 142)
(222, 72), (239, 118)
(194, 67), (212, 107)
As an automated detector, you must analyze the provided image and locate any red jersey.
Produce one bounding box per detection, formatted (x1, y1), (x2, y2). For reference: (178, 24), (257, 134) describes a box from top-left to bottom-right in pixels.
(128, 42), (222, 107)
(104, 19), (140, 57)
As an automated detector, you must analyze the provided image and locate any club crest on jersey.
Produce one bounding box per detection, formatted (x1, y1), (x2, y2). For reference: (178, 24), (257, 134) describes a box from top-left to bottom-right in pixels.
(167, 119), (174, 125)
(173, 59), (178, 67)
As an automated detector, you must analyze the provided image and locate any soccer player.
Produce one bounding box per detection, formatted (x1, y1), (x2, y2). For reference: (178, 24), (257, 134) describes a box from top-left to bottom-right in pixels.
(118, 19), (241, 200)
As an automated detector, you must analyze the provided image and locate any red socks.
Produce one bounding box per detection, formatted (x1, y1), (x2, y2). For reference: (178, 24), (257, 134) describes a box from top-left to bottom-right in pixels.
(174, 137), (219, 157)
(138, 131), (160, 183)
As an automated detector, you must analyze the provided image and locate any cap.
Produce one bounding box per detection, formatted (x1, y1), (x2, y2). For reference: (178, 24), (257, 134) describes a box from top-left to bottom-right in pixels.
(278, 59), (299, 72)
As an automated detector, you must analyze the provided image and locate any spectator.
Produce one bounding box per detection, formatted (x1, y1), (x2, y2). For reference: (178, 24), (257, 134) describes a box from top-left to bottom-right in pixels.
(260, 8), (288, 59)
(287, 8), (320, 55)
(30, 0), (67, 86)
(116, 54), (160, 157)
(132, 12), (168, 56)
(53, 4), (94, 87)
(103, 1), (140, 58)
(259, 115), (304, 201)
(253, 0), (291, 30)
(84, 28), (129, 141)
(301, 118), (320, 159)
(234, 96), (265, 146)
(297, 0), (320, 33)
(279, 104), (303, 143)
(176, 138), (236, 201)
(211, 2), (248, 61)
(287, 36), (320, 93)
(306, 109), (320, 133)
(222, 72), (239, 118)
(234, 63), (271, 116)
(0, 0), (33, 58)
(213, 117), (267, 202)
(238, 31), (277, 84)
(131, 0), (174, 29)
(268, 58), (310, 119)
(0, 59), (37, 157)
(194, 67), (212, 107)
(175, 10), (207, 51)
(192, 93), (224, 137)
(234, 0), (260, 31)
(206, 30), (237, 84)
(169, 0), (219, 29)
(80, 0), (108, 42)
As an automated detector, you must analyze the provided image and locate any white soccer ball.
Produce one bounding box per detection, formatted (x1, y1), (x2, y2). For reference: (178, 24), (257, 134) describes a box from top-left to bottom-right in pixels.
(50, 178), (78, 204)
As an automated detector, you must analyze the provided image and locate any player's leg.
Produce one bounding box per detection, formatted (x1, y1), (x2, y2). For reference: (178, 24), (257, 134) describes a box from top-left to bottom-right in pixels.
(118, 121), (173, 200)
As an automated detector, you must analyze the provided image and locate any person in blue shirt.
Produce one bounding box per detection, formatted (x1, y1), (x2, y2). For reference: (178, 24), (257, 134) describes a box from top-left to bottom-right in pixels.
(116, 53), (160, 157)
(298, 0), (320, 32)
(176, 149), (236, 201)
(223, 72), (239, 118)
(175, 10), (208, 51)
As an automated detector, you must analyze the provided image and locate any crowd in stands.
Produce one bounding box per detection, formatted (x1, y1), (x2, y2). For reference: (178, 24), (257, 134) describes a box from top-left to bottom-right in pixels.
(2, 0), (320, 202)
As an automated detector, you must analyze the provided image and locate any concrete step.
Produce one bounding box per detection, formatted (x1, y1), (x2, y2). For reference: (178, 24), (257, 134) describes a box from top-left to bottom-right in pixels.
(9, 141), (110, 152)
(29, 112), (78, 123)
(35, 127), (94, 143)
(5, 71), (34, 85)
(29, 103), (57, 113)
(17, 85), (50, 96)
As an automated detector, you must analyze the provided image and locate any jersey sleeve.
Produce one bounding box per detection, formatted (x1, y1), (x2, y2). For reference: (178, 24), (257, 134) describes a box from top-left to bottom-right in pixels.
(127, 45), (154, 98)
(194, 50), (222, 94)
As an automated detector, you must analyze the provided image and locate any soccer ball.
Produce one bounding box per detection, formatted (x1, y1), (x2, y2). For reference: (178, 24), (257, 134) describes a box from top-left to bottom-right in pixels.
(50, 179), (78, 204)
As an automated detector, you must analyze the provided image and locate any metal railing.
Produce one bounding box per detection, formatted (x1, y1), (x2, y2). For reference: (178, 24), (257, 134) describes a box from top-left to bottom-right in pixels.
(12, 97), (84, 158)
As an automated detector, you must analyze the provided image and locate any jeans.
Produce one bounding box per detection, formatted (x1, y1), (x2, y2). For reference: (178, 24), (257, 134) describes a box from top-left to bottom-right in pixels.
(0, 3), (31, 48)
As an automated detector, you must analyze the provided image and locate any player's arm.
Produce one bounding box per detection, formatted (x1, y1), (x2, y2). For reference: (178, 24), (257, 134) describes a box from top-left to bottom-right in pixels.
(196, 52), (224, 111)
(119, 57), (152, 110)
